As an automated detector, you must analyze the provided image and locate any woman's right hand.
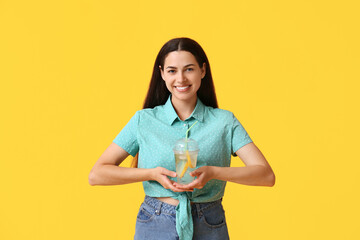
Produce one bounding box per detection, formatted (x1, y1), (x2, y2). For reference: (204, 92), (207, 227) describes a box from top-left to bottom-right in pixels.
(150, 167), (192, 192)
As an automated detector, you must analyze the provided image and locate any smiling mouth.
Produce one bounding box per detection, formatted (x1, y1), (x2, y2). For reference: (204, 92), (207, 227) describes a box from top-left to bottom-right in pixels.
(174, 85), (191, 92)
(175, 85), (191, 90)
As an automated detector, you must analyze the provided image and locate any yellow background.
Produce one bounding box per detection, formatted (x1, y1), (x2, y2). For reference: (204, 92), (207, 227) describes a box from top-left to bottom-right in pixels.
(1, 0), (359, 239)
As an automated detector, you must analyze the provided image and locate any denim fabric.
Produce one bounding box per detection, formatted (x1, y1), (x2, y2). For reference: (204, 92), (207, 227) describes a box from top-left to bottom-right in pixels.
(134, 196), (229, 240)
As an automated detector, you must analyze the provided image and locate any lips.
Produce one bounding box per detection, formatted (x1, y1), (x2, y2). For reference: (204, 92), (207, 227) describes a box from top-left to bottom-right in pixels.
(175, 85), (191, 92)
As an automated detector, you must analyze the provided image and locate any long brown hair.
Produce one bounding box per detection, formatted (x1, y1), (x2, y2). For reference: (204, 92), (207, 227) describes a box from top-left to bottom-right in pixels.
(131, 37), (218, 168)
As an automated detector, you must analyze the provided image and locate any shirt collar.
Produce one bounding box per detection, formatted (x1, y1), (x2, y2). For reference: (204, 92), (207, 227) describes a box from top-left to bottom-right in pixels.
(163, 94), (205, 125)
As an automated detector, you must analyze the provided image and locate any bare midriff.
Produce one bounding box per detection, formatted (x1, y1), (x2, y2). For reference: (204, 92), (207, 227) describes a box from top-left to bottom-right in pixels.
(156, 197), (179, 206)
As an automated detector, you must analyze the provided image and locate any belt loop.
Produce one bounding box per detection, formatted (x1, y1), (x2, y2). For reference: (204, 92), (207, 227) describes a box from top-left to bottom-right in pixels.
(196, 203), (202, 218)
(155, 201), (162, 215)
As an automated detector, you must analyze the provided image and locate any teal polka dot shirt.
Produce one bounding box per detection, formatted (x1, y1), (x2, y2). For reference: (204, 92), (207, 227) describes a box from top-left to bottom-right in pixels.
(113, 94), (253, 240)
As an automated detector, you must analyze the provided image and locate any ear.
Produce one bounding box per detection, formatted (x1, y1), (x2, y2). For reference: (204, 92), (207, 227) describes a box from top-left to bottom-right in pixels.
(159, 65), (165, 80)
(201, 62), (206, 79)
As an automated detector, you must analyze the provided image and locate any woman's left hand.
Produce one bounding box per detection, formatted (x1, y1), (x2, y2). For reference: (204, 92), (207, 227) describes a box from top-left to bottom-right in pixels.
(173, 166), (215, 190)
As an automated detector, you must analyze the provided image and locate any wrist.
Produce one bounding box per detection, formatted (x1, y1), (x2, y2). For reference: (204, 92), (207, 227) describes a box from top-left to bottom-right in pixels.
(148, 168), (156, 181)
(210, 166), (220, 180)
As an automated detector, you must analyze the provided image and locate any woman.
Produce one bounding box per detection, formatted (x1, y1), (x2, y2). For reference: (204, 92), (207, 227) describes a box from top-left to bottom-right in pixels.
(88, 37), (275, 240)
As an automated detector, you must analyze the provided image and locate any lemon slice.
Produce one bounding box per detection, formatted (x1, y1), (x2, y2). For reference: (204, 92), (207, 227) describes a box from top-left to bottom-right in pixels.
(179, 150), (194, 178)
(179, 162), (189, 178)
(186, 150), (194, 168)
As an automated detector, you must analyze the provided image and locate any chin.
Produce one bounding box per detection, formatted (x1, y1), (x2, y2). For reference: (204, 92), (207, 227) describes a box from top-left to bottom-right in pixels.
(174, 93), (196, 100)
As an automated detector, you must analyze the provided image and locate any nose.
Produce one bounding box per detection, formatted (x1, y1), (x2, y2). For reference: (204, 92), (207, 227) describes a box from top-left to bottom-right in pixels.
(177, 71), (187, 83)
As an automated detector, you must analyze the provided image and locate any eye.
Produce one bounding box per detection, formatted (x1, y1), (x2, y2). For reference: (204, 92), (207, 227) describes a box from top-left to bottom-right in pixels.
(168, 70), (175, 73)
(186, 68), (194, 71)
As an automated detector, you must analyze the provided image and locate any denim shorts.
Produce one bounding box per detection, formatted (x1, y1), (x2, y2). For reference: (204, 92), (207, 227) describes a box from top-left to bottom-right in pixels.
(134, 195), (229, 240)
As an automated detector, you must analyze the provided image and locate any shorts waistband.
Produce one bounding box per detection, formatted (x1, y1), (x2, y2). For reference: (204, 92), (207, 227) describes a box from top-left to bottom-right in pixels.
(143, 195), (223, 216)
(144, 195), (177, 215)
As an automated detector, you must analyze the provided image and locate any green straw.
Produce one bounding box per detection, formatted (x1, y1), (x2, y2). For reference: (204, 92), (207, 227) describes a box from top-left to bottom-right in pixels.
(185, 121), (198, 151)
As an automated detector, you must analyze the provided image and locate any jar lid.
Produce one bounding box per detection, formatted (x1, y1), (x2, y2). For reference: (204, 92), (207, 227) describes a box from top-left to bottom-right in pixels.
(173, 138), (199, 152)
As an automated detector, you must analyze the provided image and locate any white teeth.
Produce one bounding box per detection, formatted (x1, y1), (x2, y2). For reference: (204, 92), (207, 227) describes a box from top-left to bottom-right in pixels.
(176, 85), (190, 90)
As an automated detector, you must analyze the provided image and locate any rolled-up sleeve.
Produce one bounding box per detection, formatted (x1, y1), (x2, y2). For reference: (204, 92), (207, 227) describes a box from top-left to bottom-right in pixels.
(231, 113), (253, 157)
(113, 111), (139, 157)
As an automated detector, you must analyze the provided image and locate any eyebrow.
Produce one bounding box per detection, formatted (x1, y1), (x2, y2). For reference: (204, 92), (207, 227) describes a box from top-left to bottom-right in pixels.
(166, 64), (196, 69)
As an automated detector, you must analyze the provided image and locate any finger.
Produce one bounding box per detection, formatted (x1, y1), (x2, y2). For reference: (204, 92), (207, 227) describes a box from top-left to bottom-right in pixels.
(161, 168), (177, 178)
(172, 182), (186, 188)
(163, 178), (188, 192)
(190, 170), (201, 177)
(178, 180), (200, 189)
(170, 179), (179, 184)
(172, 182), (194, 192)
(172, 181), (192, 188)
(174, 185), (194, 191)
(171, 181), (187, 188)
(170, 185), (192, 192)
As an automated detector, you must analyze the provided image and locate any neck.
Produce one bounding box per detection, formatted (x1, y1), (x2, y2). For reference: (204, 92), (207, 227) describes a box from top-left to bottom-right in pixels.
(171, 95), (197, 121)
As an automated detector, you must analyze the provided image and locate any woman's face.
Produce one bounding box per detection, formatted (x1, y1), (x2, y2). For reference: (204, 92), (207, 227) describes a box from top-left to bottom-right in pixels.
(160, 50), (206, 105)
